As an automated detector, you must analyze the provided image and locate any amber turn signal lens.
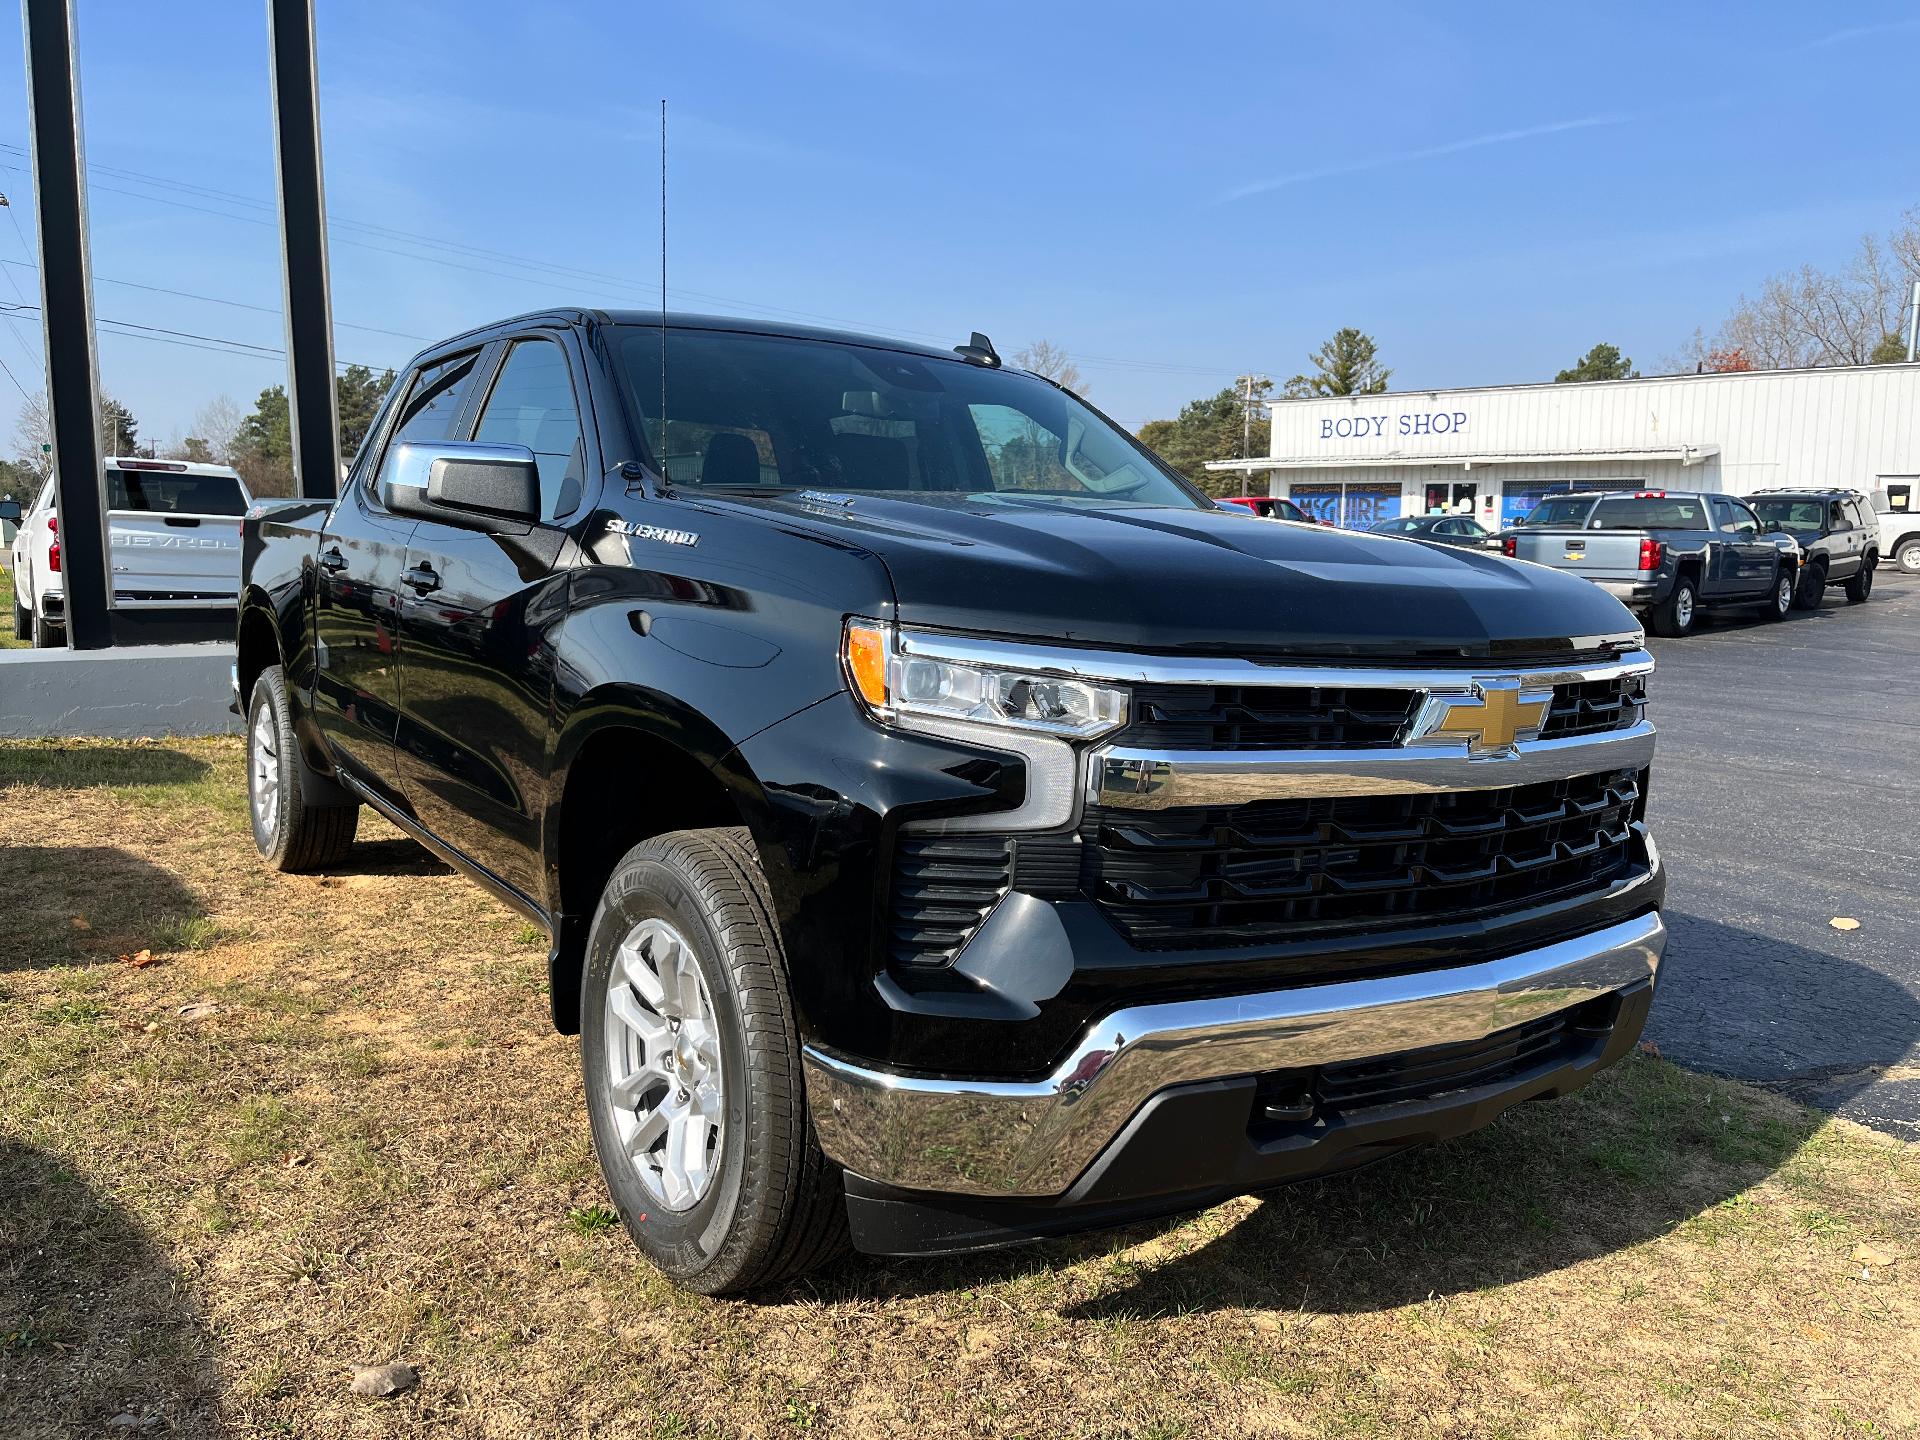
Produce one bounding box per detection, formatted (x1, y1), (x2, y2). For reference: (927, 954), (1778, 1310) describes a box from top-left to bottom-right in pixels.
(844, 622), (890, 710)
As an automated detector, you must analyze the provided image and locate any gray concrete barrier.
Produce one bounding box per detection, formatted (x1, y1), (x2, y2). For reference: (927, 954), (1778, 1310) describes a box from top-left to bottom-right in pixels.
(0, 642), (239, 738)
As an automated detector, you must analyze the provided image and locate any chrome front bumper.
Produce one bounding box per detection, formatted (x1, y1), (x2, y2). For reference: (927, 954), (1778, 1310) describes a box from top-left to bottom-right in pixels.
(804, 910), (1666, 1198)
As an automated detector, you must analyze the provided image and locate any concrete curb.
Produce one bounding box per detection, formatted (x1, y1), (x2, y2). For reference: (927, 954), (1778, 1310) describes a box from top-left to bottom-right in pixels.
(0, 642), (239, 738)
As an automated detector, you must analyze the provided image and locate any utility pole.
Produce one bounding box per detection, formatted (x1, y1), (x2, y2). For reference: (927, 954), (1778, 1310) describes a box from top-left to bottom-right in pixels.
(1236, 373), (1270, 494)
(1906, 280), (1919, 364)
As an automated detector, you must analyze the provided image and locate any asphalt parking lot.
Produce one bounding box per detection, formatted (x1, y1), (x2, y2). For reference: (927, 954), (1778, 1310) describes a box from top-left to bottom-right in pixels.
(1644, 569), (1920, 1138)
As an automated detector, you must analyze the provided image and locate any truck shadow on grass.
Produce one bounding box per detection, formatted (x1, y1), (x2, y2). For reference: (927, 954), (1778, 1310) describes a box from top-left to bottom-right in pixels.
(0, 743), (211, 788)
(834, 913), (1916, 1320)
(0, 846), (208, 970)
(0, 1140), (220, 1437)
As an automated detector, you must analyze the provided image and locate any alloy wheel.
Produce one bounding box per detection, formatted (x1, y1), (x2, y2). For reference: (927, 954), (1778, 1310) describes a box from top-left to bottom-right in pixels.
(1675, 586), (1694, 629)
(603, 918), (725, 1212)
(249, 704), (281, 837)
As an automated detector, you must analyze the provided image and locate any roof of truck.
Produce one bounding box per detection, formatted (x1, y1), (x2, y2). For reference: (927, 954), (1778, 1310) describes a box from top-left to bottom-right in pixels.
(426, 307), (972, 366)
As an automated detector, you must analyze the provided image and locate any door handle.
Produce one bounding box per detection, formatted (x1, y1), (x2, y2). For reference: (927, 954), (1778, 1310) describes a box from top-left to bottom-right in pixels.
(403, 562), (441, 594)
(318, 547), (348, 573)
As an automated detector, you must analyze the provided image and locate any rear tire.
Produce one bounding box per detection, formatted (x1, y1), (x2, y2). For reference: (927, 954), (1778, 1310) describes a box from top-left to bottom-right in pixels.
(246, 663), (359, 871)
(1844, 557), (1875, 604)
(31, 611), (62, 648)
(1759, 567), (1793, 622)
(1792, 561), (1826, 611)
(1649, 575), (1698, 638)
(580, 827), (849, 1295)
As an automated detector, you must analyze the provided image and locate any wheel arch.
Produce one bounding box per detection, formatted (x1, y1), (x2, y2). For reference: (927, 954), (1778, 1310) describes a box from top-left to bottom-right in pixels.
(543, 685), (780, 1034)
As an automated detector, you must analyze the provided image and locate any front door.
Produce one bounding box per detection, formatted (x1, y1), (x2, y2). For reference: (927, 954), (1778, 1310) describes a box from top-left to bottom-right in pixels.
(394, 334), (587, 899)
(1707, 496), (1773, 597)
(312, 350), (485, 809)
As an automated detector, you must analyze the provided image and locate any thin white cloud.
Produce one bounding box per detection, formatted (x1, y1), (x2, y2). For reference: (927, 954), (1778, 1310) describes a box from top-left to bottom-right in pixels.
(1216, 114), (1633, 205)
(1805, 18), (1920, 48)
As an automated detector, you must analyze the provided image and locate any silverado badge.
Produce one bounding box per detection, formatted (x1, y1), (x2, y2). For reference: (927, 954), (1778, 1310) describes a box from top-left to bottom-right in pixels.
(609, 519), (699, 547)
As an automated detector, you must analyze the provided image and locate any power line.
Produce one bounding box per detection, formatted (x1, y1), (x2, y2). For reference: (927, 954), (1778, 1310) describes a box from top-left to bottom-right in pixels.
(0, 141), (1257, 382)
(0, 257), (427, 342)
(0, 300), (391, 373)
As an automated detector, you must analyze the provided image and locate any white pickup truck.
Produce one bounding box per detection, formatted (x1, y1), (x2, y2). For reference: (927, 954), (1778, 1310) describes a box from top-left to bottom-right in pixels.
(7, 458), (251, 646)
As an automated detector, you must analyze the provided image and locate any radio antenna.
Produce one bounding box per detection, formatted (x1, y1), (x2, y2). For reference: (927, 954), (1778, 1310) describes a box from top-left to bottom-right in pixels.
(658, 98), (668, 481)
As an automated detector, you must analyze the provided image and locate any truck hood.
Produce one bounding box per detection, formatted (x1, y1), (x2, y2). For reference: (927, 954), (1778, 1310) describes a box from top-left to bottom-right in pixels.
(717, 492), (1641, 660)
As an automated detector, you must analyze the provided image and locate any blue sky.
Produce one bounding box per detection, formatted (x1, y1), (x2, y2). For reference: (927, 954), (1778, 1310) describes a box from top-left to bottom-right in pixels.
(0, 3), (1912, 444)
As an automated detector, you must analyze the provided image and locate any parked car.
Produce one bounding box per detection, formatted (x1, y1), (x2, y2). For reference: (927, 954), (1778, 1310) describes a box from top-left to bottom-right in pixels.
(1369, 513), (1500, 549)
(236, 309), (1666, 1294)
(1747, 489), (1879, 608)
(1216, 494), (1317, 523)
(8, 458), (251, 646)
(1501, 490), (1801, 637)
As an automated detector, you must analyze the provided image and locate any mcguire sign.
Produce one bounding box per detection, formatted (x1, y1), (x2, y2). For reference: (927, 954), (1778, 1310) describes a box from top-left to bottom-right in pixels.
(1320, 410), (1469, 440)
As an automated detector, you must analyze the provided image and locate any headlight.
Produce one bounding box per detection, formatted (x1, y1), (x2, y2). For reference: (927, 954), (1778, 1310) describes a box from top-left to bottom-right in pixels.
(843, 619), (1129, 739)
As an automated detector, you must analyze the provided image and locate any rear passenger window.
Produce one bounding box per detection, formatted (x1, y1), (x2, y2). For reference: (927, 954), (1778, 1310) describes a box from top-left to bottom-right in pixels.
(373, 351), (481, 496)
(473, 339), (585, 521)
(1589, 497), (1708, 529)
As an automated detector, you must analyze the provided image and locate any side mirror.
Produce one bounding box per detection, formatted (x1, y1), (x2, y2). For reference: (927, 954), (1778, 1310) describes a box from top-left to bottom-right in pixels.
(0, 498), (20, 525)
(1762, 519), (1782, 535)
(1736, 524), (1757, 541)
(382, 441), (540, 526)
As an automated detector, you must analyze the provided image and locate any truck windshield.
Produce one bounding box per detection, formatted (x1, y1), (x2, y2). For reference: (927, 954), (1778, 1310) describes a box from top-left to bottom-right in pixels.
(1586, 497), (1708, 529)
(106, 469), (247, 516)
(1750, 497), (1826, 532)
(612, 327), (1205, 510)
(1520, 495), (1597, 526)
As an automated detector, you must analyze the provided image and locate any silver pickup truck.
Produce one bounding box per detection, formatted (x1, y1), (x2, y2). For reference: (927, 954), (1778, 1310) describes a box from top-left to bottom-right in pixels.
(1502, 491), (1801, 638)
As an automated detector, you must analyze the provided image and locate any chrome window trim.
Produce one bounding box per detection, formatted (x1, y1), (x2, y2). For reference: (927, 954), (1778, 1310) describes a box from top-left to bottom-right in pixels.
(1089, 721), (1655, 808)
(806, 908), (1666, 1198)
(899, 628), (1652, 693)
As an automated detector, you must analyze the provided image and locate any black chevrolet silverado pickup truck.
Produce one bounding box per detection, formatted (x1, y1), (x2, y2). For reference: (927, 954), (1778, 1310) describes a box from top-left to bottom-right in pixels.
(236, 310), (1666, 1294)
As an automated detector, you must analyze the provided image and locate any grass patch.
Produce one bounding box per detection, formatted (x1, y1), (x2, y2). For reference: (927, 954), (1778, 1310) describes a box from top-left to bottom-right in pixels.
(1, 736), (1916, 1439)
(0, 561), (25, 650)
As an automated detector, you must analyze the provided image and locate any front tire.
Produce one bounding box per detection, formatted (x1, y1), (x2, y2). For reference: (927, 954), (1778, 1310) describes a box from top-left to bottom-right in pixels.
(1649, 575), (1698, 638)
(1792, 561), (1826, 611)
(1844, 557), (1876, 604)
(580, 828), (848, 1295)
(11, 587), (27, 640)
(1897, 540), (1920, 576)
(246, 663), (359, 871)
(1759, 567), (1794, 622)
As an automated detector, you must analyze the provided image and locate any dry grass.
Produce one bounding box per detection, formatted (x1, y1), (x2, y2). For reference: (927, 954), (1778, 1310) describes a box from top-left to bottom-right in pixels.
(0, 562), (27, 649)
(2, 736), (1916, 1440)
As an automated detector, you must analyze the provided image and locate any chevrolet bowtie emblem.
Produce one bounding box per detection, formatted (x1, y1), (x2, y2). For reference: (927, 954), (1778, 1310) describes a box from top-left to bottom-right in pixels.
(1423, 680), (1551, 757)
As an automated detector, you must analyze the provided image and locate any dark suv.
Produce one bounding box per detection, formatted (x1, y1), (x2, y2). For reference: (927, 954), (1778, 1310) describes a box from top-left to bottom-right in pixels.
(1748, 489), (1879, 608)
(235, 310), (1666, 1293)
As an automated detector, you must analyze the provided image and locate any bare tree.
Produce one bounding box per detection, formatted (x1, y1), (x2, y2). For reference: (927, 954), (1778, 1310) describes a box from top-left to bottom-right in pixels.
(188, 394), (245, 463)
(1011, 339), (1089, 397)
(12, 392), (51, 480)
(1703, 216), (1920, 369)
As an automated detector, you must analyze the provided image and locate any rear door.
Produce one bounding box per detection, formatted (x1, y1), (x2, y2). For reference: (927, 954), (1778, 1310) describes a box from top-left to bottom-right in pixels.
(1825, 499), (1860, 578)
(312, 350), (480, 809)
(393, 330), (588, 898)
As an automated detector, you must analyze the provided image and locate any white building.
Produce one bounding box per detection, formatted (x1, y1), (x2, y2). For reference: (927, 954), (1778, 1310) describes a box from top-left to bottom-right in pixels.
(1209, 364), (1920, 530)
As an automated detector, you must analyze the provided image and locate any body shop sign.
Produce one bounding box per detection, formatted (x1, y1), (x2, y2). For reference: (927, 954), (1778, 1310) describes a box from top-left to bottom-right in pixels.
(1320, 410), (1468, 441)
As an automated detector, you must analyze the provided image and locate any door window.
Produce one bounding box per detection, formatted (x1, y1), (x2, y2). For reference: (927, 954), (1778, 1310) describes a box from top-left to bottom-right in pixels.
(373, 351), (482, 495)
(1709, 497), (1743, 533)
(473, 339), (586, 521)
(1828, 501), (1849, 532)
